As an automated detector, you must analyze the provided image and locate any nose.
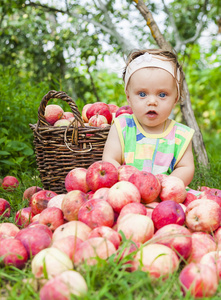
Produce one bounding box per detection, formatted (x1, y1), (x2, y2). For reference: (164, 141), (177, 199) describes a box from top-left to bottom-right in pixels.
(146, 95), (157, 106)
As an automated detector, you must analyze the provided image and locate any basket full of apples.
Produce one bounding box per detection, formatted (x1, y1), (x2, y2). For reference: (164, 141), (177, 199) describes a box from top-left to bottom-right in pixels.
(29, 90), (116, 194)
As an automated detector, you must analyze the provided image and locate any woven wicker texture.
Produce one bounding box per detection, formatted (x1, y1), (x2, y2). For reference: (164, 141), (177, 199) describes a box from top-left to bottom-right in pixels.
(30, 90), (110, 194)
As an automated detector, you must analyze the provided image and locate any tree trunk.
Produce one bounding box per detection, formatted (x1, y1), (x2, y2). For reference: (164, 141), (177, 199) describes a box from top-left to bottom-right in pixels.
(133, 0), (209, 166)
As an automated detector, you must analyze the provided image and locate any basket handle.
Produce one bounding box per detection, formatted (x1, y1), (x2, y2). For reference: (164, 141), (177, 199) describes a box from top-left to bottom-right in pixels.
(37, 90), (84, 127)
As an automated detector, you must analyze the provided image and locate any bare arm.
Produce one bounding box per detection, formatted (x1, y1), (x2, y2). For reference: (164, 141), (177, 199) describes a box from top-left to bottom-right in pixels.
(170, 141), (195, 187)
(102, 123), (122, 168)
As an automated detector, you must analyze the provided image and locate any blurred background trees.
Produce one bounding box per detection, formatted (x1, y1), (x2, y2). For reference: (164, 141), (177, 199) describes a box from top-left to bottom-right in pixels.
(0, 0), (220, 175)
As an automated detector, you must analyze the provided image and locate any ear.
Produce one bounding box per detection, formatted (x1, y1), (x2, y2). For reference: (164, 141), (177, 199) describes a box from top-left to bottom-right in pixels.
(125, 90), (131, 105)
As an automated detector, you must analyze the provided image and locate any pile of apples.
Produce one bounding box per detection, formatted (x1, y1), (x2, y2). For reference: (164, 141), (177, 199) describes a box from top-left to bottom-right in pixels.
(1, 162), (221, 299)
(44, 102), (133, 128)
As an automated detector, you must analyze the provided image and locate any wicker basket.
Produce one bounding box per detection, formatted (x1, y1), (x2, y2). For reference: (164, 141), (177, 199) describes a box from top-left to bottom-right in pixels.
(30, 90), (110, 194)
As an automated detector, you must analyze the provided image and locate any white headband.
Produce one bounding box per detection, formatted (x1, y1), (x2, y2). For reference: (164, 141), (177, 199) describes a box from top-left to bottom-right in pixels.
(124, 52), (180, 97)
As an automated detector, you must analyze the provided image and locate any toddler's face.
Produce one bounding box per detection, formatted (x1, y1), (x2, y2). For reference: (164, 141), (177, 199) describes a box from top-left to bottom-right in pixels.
(126, 67), (178, 133)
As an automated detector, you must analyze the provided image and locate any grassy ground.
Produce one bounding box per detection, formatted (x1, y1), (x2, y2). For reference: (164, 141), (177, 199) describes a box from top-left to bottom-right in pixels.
(0, 156), (221, 300)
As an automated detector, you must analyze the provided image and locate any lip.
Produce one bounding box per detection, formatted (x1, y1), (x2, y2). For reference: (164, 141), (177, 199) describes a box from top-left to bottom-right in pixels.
(146, 110), (158, 119)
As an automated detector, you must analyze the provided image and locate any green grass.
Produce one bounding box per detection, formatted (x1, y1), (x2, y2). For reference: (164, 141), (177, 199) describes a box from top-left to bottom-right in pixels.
(0, 161), (221, 300)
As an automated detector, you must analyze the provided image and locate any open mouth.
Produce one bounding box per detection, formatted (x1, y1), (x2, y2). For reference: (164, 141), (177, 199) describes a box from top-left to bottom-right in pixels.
(146, 111), (157, 116)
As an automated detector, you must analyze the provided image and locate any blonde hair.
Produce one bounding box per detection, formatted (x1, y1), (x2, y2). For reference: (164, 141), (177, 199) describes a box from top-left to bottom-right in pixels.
(123, 49), (184, 101)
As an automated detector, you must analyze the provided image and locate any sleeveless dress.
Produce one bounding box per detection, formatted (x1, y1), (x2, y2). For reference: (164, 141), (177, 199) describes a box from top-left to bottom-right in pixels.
(114, 114), (195, 176)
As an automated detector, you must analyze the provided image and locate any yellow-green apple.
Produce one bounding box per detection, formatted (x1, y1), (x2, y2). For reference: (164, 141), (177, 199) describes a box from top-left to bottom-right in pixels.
(86, 161), (118, 192)
(145, 202), (159, 218)
(179, 262), (218, 298)
(52, 220), (92, 242)
(47, 194), (66, 209)
(115, 105), (133, 117)
(23, 186), (42, 201)
(51, 235), (83, 260)
(31, 247), (73, 279)
(54, 119), (70, 127)
(82, 103), (93, 123)
(88, 114), (108, 127)
(188, 232), (217, 263)
(159, 176), (186, 203)
(15, 226), (52, 258)
(40, 270), (88, 300)
(0, 198), (10, 218)
(62, 190), (88, 221)
(131, 243), (179, 279)
(88, 226), (121, 249)
(29, 190), (57, 215)
(44, 104), (64, 125)
(117, 202), (146, 224)
(86, 102), (112, 124)
(128, 171), (161, 204)
(74, 237), (116, 266)
(200, 250), (221, 279)
(65, 167), (89, 193)
(185, 199), (221, 232)
(38, 207), (64, 231)
(0, 222), (20, 239)
(2, 175), (19, 190)
(153, 224), (192, 260)
(78, 199), (114, 229)
(0, 238), (28, 269)
(106, 181), (141, 213)
(152, 200), (185, 230)
(92, 187), (109, 201)
(117, 213), (154, 244)
(15, 207), (34, 228)
(117, 165), (140, 182)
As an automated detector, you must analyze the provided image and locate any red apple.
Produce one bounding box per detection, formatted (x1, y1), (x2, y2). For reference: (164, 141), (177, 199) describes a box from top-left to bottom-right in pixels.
(82, 103), (93, 123)
(0, 238), (28, 269)
(0, 198), (10, 217)
(200, 251), (221, 279)
(145, 202), (159, 218)
(117, 213), (154, 244)
(185, 199), (221, 232)
(92, 187), (109, 201)
(88, 226), (121, 249)
(61, 190), (88, 221)
(159, 176), (186, 203)
(40, 270), (88, 299)
(88, 114), (108, 127)
(38, 207), (64, 231)
(31, 247), (73, 279)
(23, 186), (42, 201)
(183, 192), (198, 207)
(131, 243), (179, 279)
(15, 207), (35, 228)
(155, 173), (168, 184)
(153, 224), (192, 260)
(198, 189), (221, 207)
(44, 104), (64, 125)
(188, 232), (217, 263)
(52, 220), (92, 242)
(152, 200), (185, 230)
(117, 165), (139, 181)
(86, 160), (118, 192)
(179, 263), (218, 298)
(15, 226), (52, 258)
(65, 167), (89, 193)
(106, 181), (141, 213)
(115, 105), (133, 117)
(0, 222), (20, 239)
(62, 111), (74, 120)
(74, 237), (116, 266)
(117, 202), (146, 224)
(27, 223), (53, 238)
(51, 235), (83, 260)
(128, 171), (161, 204)
(86, 102), (112, 124)
(47, 194), (66, 209)
(78, 199), (114, 229)
(2, 175), (19, 190)
(108, 104), (120, 114)
(29, 190), (57, 215)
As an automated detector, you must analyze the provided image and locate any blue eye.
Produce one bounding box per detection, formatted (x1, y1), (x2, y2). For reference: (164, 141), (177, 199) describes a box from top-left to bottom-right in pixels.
(159, 92), (166, 98)
(139, 92), (146, 97)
